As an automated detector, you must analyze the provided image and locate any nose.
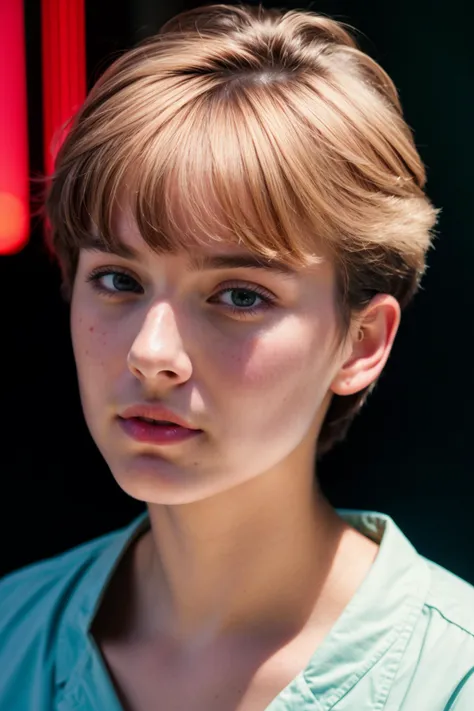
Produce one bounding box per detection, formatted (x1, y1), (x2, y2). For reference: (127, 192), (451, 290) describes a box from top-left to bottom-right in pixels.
(127, 302), (193, 385)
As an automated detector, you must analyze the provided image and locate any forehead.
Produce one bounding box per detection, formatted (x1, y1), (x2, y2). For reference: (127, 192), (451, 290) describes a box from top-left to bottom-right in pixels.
(82, 177), (329, 281)
(96, 199), (304, 278)
(80, 162), (330, 277)
(88, 226), (300, 281)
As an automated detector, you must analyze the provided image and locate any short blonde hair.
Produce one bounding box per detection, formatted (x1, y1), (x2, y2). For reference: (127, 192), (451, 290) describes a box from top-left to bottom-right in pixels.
(45, 2), (438, 454)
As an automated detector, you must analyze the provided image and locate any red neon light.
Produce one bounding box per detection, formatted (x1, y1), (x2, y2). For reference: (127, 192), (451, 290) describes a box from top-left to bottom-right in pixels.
(0, 1), (29, 255)
(41, 0), (86, 177)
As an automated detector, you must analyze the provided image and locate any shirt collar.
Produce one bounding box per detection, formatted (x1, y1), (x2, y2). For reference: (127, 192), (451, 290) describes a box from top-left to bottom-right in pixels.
(56, 510), (431, 709)
(56, 511), (150, 695)
(293, 510), (431, 709)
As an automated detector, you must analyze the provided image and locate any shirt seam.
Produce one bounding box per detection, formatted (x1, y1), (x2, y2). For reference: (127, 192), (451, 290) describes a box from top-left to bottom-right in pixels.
(424, 603), (474, 639)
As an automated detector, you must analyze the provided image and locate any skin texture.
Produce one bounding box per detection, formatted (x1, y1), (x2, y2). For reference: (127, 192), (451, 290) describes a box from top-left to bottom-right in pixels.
(70, 203), (400, 710)
(72, 211), (345, 507)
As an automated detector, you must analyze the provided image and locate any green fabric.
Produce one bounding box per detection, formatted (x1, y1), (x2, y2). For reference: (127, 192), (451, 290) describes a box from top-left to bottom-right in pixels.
(1, 510), (473, 709)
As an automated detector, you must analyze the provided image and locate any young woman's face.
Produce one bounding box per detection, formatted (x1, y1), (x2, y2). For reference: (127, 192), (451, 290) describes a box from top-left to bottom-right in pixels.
(70, 206), (349, 504)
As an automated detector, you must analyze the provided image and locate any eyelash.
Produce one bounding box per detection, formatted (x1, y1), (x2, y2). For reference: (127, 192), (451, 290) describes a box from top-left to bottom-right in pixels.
(85, 267), (277, 318)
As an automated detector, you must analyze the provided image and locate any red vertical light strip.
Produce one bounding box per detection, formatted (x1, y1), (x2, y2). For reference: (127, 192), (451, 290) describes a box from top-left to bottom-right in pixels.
(41, 2), (49, 178)
(0, 1), (29, 255)
(41, 0), (86, 177)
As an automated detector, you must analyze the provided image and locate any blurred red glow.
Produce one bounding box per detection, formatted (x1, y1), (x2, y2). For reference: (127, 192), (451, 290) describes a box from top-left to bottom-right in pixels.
(0, 1), (29, 255)
(41, 0), (86, 176)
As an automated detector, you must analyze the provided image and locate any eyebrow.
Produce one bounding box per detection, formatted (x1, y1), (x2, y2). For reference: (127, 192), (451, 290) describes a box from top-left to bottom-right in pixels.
(84, 236), (297, 277)
(189, 252), (296, 277)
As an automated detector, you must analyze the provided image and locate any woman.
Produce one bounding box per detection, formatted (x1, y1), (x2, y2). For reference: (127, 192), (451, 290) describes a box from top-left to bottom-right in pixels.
(1, 4), (473, 710)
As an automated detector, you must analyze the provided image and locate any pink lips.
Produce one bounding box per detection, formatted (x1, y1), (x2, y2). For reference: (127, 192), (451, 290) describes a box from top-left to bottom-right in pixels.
(118, 417), (202, 445)
(118, 404), (202, 445)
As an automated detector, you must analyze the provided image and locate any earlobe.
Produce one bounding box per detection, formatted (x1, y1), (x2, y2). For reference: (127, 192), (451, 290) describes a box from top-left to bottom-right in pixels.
(330, 294), (401, 397)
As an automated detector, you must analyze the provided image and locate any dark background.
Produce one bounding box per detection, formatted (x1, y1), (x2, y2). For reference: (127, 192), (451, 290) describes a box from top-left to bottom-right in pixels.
(1, 0), (472, 582)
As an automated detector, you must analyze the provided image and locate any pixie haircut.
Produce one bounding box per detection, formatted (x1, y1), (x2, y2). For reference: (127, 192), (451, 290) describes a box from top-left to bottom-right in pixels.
(44, 3), (438, 454)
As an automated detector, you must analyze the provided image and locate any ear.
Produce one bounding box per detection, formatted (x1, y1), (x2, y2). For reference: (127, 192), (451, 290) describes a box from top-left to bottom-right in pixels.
(331, 294), (401, 397)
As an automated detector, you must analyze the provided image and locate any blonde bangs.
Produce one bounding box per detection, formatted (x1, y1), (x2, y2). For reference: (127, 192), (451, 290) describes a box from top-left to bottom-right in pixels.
(50, 63), (434, 286)
(53, 74), (335, 271)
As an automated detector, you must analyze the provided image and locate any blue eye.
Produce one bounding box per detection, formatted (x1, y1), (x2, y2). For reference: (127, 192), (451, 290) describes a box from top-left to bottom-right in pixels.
(210, 284), (276, 317)
(86, 269), (143, 295)
(223, 288), (259, 308)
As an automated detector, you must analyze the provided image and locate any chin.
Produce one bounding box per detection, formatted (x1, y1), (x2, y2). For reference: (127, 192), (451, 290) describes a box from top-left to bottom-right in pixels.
(109, 458), (229, 506)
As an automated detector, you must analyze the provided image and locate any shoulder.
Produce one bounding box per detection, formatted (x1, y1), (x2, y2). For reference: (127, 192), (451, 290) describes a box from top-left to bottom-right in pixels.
(0, 523), (130, 710)
(397, 557), (474, 710)
(0, 524), (123, 622)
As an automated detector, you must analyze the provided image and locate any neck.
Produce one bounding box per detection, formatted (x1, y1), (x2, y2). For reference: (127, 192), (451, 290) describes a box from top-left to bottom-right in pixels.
(132, 459), (355, 650)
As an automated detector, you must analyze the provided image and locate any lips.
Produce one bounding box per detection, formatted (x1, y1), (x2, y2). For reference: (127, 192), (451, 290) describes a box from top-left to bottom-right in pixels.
(135, 416), (177, 425)
(119, 404), (199, 431)
(118, 415), (202, 445)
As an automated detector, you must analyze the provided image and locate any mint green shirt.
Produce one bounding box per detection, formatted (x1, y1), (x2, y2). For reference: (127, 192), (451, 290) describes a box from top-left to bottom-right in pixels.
(1, 510), (473, 710)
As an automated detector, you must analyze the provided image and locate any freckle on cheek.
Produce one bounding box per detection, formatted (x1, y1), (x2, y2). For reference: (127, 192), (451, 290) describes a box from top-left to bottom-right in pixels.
(89, 326), (94, 333)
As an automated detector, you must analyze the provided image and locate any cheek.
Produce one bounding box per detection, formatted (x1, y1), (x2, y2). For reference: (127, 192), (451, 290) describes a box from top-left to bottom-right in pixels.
(212, 319), (337, 455)
(215, 318), (333, 394)
(70, 311), (118, 377)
